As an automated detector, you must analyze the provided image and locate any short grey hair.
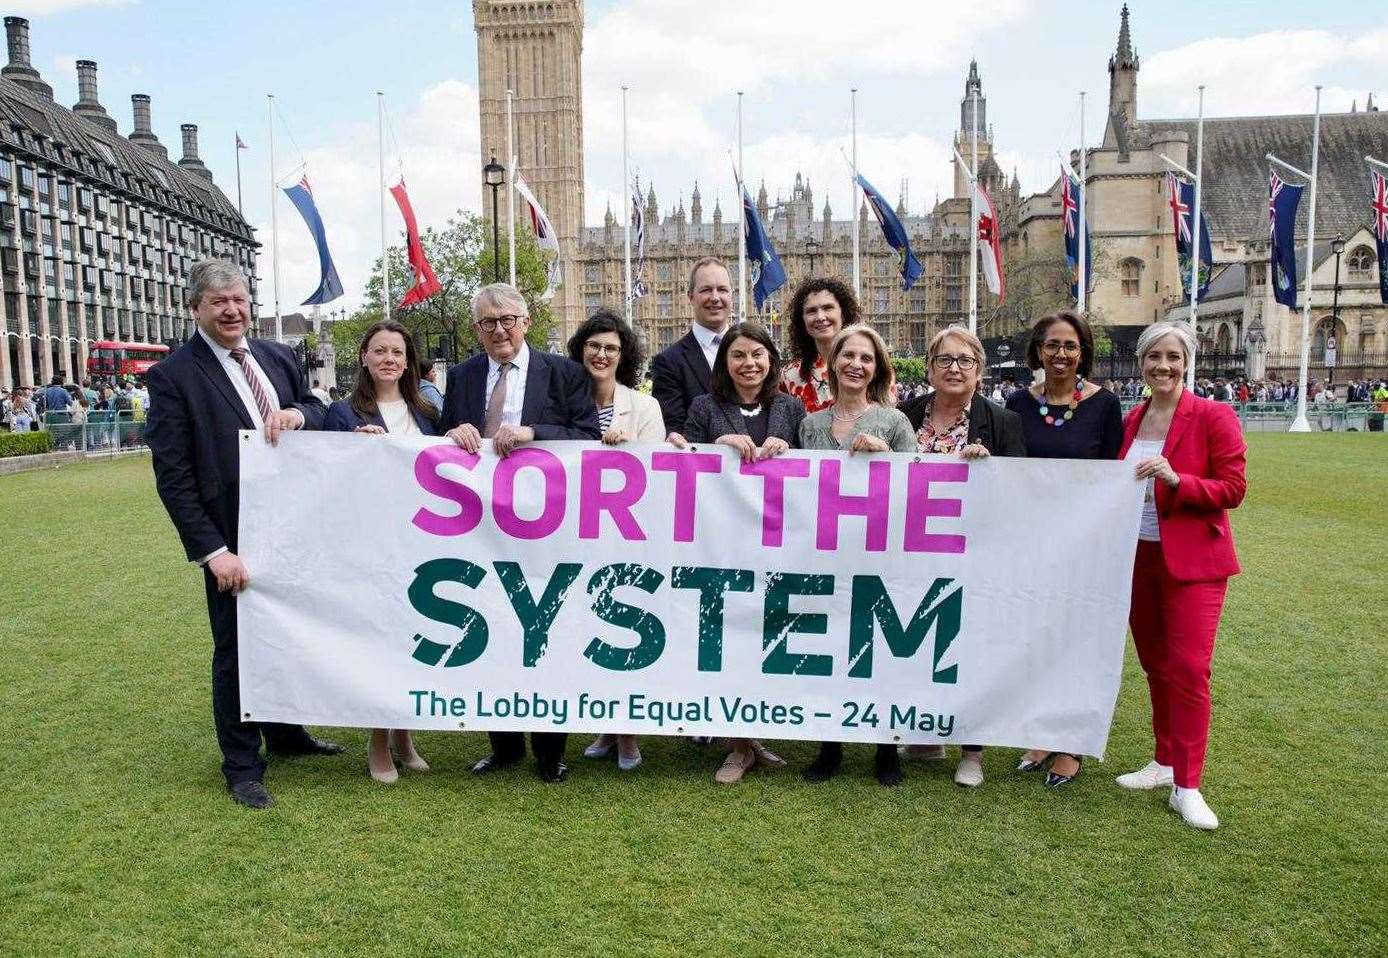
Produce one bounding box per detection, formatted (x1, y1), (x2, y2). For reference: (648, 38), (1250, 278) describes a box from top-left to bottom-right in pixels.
(188, 259), (249, 308)
(1136, 321), (1197, 366)
(472, 282), (529, 322)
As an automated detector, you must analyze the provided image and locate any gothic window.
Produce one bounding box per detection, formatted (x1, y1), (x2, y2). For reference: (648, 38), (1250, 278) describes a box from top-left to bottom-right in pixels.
(1120, 258), (1143, 297)
(874, 294), (889, 314)
(1312, 317), (1344, 355)
(658, 292), (672, 317)
(584, 265), (599, 283)
(657, 263), (670, 282)
(1346, 246), (1374, 276)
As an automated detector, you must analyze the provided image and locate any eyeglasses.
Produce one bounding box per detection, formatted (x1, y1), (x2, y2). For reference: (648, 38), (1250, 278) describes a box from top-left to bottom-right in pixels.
(476, 314), (525, 332)
(584, 342), (622, 357)
(931, 354), (979, 371)
(1041, 341), (1082, 356)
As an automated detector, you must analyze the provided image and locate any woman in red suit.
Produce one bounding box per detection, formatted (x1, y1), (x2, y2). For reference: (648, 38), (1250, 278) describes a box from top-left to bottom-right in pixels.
(1117, 322), (1247, 830)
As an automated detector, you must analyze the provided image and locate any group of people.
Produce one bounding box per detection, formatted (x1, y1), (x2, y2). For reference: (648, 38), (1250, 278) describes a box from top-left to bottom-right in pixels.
(1, 376), (149, 433)
(145, 256), (1247, 831)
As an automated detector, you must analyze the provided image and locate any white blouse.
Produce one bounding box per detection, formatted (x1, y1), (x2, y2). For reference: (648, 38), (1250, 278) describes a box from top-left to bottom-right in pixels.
(378, 399), (419, 436)
(1125, 438), (1165, 542)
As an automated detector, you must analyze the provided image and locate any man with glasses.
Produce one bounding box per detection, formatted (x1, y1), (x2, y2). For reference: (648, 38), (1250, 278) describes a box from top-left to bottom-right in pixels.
(439, 281), (599, 782)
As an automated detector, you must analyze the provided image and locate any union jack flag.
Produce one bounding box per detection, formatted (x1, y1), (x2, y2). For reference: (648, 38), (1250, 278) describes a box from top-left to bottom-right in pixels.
(1168, 171), (1211, 302)
(1370, 167), (1388, 303)
(1167, 171), (1192, 243)
(1059, 165), (1089, 296)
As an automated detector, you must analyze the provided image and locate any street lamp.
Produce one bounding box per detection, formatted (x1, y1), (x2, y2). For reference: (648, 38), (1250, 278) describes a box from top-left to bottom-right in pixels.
(805, 234), (821, 276)
(1328, 233), (1345, 385)
(482, 155), (506, 284)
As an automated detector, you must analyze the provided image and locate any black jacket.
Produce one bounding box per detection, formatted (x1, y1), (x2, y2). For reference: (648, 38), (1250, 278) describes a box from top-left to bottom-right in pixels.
(323, 398), (440, 435)
(439, 348), (599, 440)
(898, 391), (1027, 457)
(650, 331), (712, 436)
(683, 392), (806, 446)
(145, 333), (326, 561)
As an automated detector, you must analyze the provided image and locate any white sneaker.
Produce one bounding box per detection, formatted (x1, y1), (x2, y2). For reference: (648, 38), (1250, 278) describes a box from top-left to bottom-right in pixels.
(1169, 788), (1219, 830)
(1115, 760), (1174, 790)
(954, 754), (984, 787)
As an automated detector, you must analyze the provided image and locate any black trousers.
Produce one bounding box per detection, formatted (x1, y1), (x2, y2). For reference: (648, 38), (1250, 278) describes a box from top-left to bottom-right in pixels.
(205, 570), (315, 786)
(488, 730), (568, 766)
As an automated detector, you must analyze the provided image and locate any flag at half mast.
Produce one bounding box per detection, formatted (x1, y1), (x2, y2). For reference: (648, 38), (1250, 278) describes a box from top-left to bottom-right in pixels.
(1268, 171), (1304, 309)
(1370, 166), (1388, 305)
(283, 176), (344, 305)
(1166, 171), (1212, 302)
(389, 179), (441, 308)
(514, 174), (561, 301)
(1060, 164), (1091, 297)
(856, 173), (923, 291)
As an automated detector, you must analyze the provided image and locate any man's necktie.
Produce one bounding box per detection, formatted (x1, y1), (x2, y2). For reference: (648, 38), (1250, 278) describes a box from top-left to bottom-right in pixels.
(228, 347), (276, 422)
(483, 362), (513, 438)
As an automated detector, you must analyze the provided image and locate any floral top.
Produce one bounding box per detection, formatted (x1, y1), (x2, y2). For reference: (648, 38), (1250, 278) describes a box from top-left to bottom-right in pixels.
(778, 355), (834, 413)
(915, 397), (971, 454)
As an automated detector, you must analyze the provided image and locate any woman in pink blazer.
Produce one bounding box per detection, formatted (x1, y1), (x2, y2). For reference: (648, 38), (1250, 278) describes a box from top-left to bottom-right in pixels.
(1117, 322), (1247, 830)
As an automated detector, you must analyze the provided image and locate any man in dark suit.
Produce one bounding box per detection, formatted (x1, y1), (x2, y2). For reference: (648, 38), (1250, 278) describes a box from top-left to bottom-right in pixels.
(144, 260), (343, 810)
(650, 256), (733, 439)
(440, 281), (599, 782)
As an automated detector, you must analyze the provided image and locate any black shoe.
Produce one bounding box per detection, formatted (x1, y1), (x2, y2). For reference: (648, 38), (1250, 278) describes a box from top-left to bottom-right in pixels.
(270, 735), (346, 758)
(229, 780), (275, 809)
(471, 752), (523, 775)
(802, 744), (842, 783)
(1045, 754), (1084, 788)
(875, 747), (904, 787)
(1017, 751), (1053, 773)
(538, 761), (569, 783)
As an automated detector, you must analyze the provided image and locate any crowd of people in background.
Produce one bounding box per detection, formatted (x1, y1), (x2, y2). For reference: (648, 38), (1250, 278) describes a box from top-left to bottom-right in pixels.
(1, 375), (154, 433)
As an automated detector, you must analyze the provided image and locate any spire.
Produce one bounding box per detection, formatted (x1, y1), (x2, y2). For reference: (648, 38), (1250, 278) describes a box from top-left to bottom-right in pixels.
(822, 197), (832, 220)
(690, 180), (703, 223)
(1114, 4), (1136, 67)
(960, 57), (987, 135)
(604, 200), (615, 228)
(965, 58), (981, 97)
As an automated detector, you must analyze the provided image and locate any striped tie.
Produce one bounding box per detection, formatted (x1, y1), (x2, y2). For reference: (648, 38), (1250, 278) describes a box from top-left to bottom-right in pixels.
(228, 347), (276, 423)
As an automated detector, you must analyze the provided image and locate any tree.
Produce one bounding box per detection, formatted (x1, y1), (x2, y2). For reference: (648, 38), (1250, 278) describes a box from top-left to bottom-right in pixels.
(332, 211), (557, 367)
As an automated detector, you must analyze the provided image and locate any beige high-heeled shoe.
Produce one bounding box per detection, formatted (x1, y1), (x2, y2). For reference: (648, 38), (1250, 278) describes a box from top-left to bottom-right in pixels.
(368, 730), (398, 784)
(389, 730), (430, 772)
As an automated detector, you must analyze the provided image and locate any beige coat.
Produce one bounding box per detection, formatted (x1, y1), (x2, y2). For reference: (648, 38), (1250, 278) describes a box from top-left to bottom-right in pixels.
(609, 383), (666, 441)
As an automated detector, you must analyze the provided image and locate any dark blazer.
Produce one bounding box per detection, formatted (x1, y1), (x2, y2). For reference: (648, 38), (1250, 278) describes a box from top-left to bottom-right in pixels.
(899, 391), (1027, 457)
(1120, 389), (1247, 582)
(439, 347), (599, 440)
(650, 331), (712, 436)
(145, 333), (326, 561)
(683, 392), (806, 446)
(323, 398), (440, 435)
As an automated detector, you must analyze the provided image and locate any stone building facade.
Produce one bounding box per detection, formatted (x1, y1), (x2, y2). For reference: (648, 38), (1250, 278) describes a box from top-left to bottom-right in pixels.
(0, 17), (257, 391)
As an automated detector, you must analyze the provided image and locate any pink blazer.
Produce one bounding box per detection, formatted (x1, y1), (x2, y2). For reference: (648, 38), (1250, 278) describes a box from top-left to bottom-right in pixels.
(1120, 389), (1247, 582)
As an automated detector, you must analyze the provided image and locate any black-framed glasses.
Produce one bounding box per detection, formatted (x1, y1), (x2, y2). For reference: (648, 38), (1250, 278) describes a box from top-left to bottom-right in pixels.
(476, 314), (525, 332)
(1040, 341), (1082, 356)
(932, 354), (979, 371)
(583, 341), (622, 357)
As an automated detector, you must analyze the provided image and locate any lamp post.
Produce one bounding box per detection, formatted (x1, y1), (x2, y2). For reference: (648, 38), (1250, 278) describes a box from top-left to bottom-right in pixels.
(483, 155), (506, 284)
(805, 234), (821, 277)
(1327, 233), (1345, 385)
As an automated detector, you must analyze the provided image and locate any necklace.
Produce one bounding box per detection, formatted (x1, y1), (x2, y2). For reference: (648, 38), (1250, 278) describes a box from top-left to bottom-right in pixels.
(1037, 378), (1084, 427)
(833, 405), (868, 423)
(738, 402), (763, 417)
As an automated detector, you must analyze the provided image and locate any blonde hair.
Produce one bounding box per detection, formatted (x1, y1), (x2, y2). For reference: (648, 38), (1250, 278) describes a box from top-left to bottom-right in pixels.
(826, 325), (896, 406)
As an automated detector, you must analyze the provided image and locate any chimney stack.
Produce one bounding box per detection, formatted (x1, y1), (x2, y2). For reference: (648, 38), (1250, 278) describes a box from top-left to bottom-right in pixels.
(2, 17), (53, 99)
(178, 123), (213, 182)
(128, 93), (168, 158)
(72, 60), (118, 133)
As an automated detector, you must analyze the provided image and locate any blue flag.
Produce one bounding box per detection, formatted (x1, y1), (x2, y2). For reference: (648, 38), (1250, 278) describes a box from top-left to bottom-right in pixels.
(283, 177), (344, 305)
(856, 173), (923, 290)
(740, 186), (786, 311)
(1061, 167), (1091, 298)
(1268, 171), (1303, 309)
(1167, 172), (1212, 302)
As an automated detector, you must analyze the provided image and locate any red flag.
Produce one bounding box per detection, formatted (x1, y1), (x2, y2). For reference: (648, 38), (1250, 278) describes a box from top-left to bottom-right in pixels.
(972, 178), (1004, 303)
(389, 180), (441, 308)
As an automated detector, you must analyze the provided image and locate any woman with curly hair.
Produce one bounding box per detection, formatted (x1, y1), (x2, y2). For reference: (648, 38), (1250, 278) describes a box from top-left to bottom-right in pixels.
(778, 277), (862, 413)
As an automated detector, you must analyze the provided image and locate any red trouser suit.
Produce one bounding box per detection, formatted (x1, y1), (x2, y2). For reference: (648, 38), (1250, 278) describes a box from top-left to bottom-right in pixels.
(1121, 391), (1247, 790)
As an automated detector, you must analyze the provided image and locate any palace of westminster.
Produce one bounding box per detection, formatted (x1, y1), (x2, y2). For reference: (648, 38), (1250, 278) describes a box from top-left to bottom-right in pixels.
(2, 4), (1384, 390)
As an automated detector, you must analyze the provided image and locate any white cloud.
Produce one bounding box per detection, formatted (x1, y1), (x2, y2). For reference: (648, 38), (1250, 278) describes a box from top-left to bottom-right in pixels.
(1142, 28), (1388, 117)
(253, 81), (480, 316)
(10, 0), (133, 14)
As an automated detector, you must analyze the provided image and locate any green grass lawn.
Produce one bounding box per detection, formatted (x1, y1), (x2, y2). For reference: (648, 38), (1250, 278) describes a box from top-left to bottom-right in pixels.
(2, 435), (1385, 957)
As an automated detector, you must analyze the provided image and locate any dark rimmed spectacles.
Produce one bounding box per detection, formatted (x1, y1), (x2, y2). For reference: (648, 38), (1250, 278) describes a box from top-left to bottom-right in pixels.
(476, 314), (525, 332)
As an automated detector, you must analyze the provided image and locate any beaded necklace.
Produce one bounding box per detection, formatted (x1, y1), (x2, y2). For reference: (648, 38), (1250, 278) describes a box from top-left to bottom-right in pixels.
(1037, 378), (1085, 427)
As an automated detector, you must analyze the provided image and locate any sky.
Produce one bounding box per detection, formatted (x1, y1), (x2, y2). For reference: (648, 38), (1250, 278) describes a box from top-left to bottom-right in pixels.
(13, 0), (1385, 315)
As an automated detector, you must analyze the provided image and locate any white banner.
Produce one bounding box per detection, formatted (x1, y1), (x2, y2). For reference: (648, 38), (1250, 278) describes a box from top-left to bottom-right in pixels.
(239, 434), (1142, 757)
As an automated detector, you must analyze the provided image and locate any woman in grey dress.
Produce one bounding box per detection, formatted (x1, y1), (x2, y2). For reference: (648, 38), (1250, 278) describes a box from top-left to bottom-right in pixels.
(798, 325), (916, 786)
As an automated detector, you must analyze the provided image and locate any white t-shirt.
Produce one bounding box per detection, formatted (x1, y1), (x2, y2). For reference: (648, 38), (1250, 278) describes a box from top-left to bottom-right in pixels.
(378, 399), (419, 436)
(1126, 438), (1165, 542)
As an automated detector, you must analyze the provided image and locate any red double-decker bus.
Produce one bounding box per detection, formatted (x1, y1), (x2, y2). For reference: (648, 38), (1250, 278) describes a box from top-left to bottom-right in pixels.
(86, 340), (170, 382)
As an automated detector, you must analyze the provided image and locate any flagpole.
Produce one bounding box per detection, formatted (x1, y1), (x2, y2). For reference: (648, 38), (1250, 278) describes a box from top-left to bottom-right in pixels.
(267, 94), (283, 344)
(851, 87), (860, 299)
(234, 133), (244, 216)
(1290, 85), (1321, 433)
(968, 86), (979, 334)
(1077, 91), (1086, 314)
(506, 88), (516, 288)
(378, 91), (390, 321)
(737, 91), (746, 322)
(1187, 85), (1204, 389)
(622, 86), (632, 326)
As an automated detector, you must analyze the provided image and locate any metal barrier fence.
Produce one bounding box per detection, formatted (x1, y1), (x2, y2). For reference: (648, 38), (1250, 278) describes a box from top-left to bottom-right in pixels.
(40, 410), (148, 452)
(1116, 400), (1386, 433)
